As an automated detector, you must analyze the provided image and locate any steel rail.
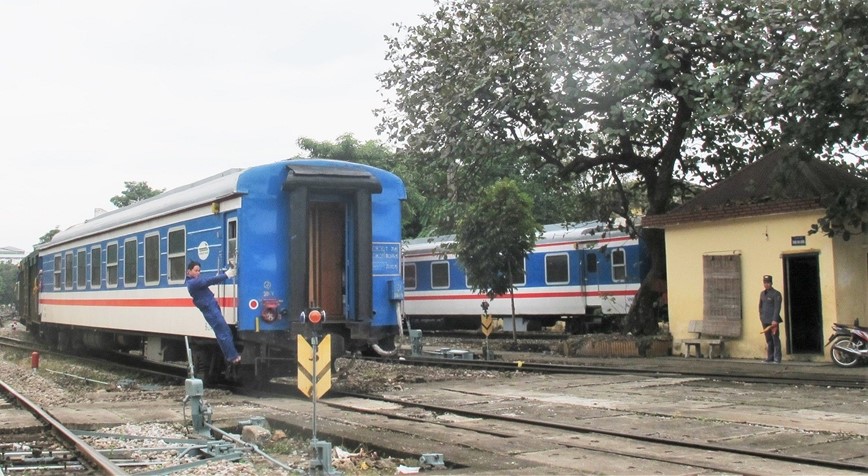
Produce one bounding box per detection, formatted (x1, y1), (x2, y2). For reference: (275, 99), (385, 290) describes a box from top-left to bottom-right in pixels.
(383, 355), (867, 388)
(332, 389), (868, 474)
(0, 378), (128, 475)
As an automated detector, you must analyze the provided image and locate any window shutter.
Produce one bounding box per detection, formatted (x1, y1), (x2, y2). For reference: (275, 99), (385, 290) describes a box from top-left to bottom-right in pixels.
(702, 254), (742, 337)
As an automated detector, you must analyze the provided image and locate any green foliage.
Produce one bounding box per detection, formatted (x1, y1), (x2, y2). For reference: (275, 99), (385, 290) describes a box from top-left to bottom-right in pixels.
(0, 262), (18, 305)
(379, 0), (868, 334)
(809, 186), (868, 241)
(454, 179), (542, 299)
(39, 227), (60, 244)
(110, 181), (165, 208)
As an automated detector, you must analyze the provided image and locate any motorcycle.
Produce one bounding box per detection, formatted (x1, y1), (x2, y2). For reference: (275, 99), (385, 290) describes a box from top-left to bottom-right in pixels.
(826, 321), (868, 367)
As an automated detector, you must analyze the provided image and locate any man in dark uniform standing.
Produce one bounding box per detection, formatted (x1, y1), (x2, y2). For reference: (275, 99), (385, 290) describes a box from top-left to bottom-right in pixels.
(759, 274), (783, 363)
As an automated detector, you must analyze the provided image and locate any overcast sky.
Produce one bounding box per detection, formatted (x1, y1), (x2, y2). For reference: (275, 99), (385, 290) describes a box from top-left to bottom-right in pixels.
(0, 1), (433, 253)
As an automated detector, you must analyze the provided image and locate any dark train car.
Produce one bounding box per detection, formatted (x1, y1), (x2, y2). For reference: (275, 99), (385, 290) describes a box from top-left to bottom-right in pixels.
(15, 251), (40, 325)
(20, 158), (405, 383)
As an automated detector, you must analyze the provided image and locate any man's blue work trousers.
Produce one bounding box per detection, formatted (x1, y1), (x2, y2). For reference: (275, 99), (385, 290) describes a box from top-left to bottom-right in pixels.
(198, 301), (239, 362)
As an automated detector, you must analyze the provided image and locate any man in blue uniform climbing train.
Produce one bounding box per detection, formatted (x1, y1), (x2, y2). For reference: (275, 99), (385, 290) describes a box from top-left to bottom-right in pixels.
(185, 261), (241, 364)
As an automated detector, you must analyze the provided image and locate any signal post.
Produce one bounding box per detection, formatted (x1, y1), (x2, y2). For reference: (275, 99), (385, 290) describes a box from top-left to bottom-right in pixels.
(297, 307), (340, 475)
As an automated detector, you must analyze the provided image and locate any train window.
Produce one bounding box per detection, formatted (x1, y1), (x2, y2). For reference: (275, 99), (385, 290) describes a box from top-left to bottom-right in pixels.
(485, 258), (525, 286)
(227, 219), (238, 264)
(514, 258), (526, 286)
(53, 255), (61, 289)
(124, 238), (137, 287)
(586, 254), (598, 273)
(90, 246), (101, 289)
(144, 233), (160, 285)
(545, 253), (569, 284)
(403, 263), (417, 290)
(106, 242), (119, 287)
(167, 228), (186, 283)
(64, 251), (73, 290)
(612, 248), (626, 281)
(76, 249), (86, 288)
(431, 261), (450, 289)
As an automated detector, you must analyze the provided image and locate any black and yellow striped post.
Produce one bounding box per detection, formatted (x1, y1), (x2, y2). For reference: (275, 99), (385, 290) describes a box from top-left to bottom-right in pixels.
(297, 334), (332, 399)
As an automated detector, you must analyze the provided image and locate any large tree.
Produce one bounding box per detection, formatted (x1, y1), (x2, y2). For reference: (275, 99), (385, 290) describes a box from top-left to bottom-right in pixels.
(379, 0), (868, 335)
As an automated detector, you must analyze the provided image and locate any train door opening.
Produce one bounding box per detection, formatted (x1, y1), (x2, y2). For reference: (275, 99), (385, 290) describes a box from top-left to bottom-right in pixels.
(308, 202), (346, 318)
(567, 250), (599, 334)
(783, 253), (823, 355)
(285, 164), (380, 330)
(581, 251), (600, 290)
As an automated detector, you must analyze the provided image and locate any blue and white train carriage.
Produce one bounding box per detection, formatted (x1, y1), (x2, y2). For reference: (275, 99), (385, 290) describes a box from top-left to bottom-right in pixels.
(26, 158), (405, 383)
(402, 222), (649, 333)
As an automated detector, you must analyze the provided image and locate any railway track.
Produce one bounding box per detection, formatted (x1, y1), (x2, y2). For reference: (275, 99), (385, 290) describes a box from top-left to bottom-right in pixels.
(0, 335), (189, 382)
(0, 336), (301, 474)
(251, 377), (867, 475)
(329, 390), (868, 474)
(366, 354), (868, 389)
(7, 332), (864, 475)
(0, 377), (126, 474)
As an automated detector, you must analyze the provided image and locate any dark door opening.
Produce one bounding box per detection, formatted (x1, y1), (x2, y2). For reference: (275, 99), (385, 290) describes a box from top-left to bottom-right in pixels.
(308, 202), (346, 318)
(783, 254), (823, 354)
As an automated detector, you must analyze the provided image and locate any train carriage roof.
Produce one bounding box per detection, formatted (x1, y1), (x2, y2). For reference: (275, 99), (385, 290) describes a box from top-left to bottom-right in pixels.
(39, 158), (406, 250)
(402, 221), (632, 256)
(40, 168), (244, 250)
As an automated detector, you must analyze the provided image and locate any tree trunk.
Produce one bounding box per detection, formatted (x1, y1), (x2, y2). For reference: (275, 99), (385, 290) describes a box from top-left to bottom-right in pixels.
(623, 227), (666, 335)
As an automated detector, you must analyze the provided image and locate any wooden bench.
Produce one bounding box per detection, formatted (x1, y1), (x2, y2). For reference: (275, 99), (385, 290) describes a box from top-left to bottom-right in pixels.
(682, 320), (725, 358)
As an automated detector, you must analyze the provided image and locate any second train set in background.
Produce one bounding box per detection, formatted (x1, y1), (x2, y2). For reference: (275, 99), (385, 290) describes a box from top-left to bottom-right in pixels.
(402, 222), (650, 334)
(16, 158), (406, 384)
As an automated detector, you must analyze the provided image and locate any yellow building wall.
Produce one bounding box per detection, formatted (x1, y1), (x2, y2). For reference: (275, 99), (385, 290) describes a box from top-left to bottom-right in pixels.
(833, 234), (868, 325)
(664, 209), (867, 361)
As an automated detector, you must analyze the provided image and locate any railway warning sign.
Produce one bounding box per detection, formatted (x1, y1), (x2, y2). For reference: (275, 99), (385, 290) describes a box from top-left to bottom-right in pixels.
(481, 314), (494, 337)
(297, 334), (332, 398)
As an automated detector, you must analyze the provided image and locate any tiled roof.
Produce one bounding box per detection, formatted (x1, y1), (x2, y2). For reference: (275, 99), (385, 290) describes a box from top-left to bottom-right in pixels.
(643, 146), (868, 228)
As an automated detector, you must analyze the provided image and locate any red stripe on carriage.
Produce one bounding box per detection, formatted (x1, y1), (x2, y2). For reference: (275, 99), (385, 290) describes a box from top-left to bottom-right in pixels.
(39, 297), (238, 308)
(404, 290), (636, 300)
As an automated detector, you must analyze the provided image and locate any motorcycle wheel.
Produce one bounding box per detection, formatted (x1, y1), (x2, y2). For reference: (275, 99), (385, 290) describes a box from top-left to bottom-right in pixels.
(830, 337), (864, 367)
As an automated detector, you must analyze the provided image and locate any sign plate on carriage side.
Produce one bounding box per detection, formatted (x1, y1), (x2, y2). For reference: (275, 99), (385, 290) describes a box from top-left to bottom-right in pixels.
(481, 314), (494, 337)
(297, 334), (332, 398)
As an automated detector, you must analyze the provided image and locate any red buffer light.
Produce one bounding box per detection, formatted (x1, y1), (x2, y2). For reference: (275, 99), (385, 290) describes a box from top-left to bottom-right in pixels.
(308, 309), (323, 324)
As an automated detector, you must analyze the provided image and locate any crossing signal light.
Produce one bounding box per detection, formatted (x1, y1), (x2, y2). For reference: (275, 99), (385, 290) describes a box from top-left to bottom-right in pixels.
(305, 308), (325, 324)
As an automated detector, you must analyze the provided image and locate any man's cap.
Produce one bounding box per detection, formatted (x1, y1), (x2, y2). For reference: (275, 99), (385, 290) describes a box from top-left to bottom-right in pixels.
(762, 275), (773, 283)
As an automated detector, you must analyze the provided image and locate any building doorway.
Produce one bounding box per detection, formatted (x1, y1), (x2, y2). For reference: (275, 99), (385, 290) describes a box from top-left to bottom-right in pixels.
(783, 253), (823, 354)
